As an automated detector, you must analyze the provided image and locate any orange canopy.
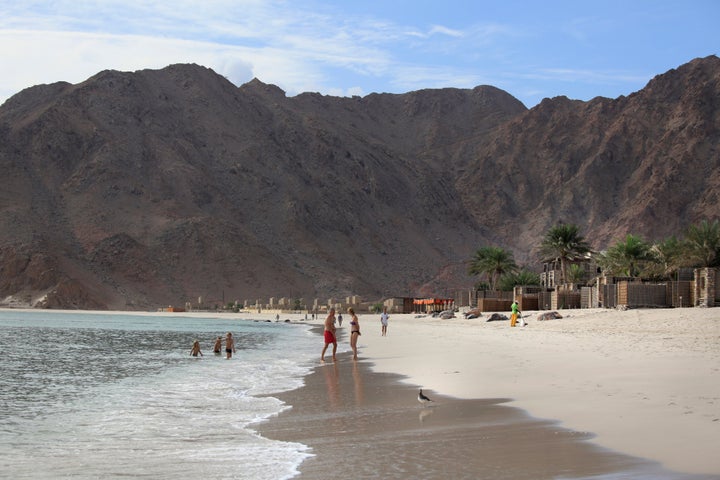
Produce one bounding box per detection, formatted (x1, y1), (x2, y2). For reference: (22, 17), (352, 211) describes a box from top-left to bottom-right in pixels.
(413, 298), (454, 305)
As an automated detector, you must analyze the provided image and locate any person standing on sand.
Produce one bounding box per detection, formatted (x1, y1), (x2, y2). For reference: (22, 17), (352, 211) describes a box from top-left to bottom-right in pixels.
(510, 300), (521, 327)
(348, 307), (361, 360)
(190, 340), (203, 357)
(337, 312), (343, 327)
(213, 336), (222, 354)
(380, 306), (389, 336)
(321, 308), (337, 362)
(225, 332), (236, 359)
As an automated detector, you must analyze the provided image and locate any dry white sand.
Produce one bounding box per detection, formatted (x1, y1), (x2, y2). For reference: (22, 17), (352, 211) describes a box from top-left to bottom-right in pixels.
(349, 307), (720, 476)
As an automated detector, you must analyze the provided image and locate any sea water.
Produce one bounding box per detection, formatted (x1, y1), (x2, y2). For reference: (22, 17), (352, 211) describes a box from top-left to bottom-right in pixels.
(0, 310), (321, 479)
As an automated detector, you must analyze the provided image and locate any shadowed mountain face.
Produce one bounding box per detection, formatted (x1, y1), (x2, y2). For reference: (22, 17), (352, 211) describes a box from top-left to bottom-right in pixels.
(1, 56), (718, 310)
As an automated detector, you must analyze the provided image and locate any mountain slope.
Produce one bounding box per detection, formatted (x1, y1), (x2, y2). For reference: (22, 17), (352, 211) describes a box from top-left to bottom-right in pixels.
(456, 55), (720, 255)
(0, 64), (525, 308)
(0, 56), (718, 309)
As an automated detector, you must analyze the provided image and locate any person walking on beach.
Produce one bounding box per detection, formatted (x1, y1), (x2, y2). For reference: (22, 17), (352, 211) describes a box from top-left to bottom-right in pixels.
(212, 336), (222, 354)
(510, 300), (521, 327)
(190, 340), (203, 357)
(321, 308), (337, 363)
(225, 332), (236, 359)
(348, 307), (361, 361)
(337, 312), (343, 327)
(380, 306), (389, 336)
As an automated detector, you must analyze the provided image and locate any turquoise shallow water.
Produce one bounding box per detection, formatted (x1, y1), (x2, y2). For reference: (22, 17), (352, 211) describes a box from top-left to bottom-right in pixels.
(0, 310), (319, 479)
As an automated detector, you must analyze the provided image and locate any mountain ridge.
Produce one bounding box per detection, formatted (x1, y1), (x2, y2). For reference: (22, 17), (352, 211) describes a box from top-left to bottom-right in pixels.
(1, 55), (718, 309)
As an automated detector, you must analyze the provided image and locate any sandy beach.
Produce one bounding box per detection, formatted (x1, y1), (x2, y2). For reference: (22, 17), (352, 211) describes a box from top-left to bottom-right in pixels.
(134, 306), (719, 476)
(260, 348), (683, 479)
(6, 306), (716, 477)
(346, 307), (720, 476)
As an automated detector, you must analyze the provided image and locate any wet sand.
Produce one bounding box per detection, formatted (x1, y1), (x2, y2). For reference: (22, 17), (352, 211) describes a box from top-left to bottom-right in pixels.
(258, 349), (710, 479)
(358, 308), (720, 476)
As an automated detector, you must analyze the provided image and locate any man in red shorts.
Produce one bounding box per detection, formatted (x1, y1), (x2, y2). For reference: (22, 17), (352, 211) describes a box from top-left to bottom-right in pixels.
(321, 308), (337, 362)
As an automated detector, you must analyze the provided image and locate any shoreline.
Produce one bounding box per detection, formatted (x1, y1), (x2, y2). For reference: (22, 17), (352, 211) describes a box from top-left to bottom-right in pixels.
(5, 306), (718, 475)
(258, 351), (693, 479)
(356, 307), (720, 476)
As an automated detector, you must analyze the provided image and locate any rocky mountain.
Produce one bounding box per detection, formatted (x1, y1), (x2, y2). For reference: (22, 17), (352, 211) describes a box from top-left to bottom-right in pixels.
(457, 55), (720, 252)
(0, 56), (718, 310)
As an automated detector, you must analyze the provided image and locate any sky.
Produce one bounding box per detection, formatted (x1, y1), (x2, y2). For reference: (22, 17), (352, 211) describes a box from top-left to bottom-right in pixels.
(0, 0), (718, 108)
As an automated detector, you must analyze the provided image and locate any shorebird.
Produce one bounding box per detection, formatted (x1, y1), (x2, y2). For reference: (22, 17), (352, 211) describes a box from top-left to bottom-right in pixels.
(418, 389), (433, 405)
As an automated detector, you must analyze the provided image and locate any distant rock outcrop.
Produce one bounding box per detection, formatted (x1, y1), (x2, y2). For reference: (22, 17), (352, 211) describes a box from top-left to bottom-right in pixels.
(1, 56), (718, 309)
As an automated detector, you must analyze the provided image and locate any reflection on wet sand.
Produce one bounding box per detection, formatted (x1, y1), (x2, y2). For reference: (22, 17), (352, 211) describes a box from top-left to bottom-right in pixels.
(352, 360), (364, 405)
(260, 352), (696, 480)
(322, 362), (340, 409)
(418, 408), (434, 423)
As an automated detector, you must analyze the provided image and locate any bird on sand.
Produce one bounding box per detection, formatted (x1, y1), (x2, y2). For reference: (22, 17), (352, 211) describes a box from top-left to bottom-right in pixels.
(418, 389), (433, 405)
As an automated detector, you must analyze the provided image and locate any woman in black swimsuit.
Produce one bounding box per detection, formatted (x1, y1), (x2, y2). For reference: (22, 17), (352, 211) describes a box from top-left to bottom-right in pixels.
(348, 307), (361, 361)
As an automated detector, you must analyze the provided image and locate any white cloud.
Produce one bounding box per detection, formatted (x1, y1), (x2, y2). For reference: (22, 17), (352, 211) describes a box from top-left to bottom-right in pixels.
(0, 30), (251, 100)
(428, 25), (463, 38)
(383, 63), (487, 92)
(216, 58), (254, 86)
(0, 2), (522, 104)
(345, 86), (364, 97)
(0, 0), (676, 107)
(0, 1), (405, 102)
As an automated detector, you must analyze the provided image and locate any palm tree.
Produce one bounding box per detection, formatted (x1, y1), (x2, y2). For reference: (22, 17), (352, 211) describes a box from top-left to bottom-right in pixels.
(498, 269), (542, 291)
(539, 223), (592, 286)
(683, 220), (720, 267)
(600, 234), (654, 277)
(648, 236), (685, 280)
(566, 264), (586, 285)
(468, 246), (518, 291)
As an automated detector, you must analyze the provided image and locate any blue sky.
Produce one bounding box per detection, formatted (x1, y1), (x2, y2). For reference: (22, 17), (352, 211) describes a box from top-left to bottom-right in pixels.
(0, 0), (717, 107)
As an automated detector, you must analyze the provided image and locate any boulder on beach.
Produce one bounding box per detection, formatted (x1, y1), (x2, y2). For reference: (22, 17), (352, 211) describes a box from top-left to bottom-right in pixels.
(486, 313), (507, 322)
(537, 311), (563, 321)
